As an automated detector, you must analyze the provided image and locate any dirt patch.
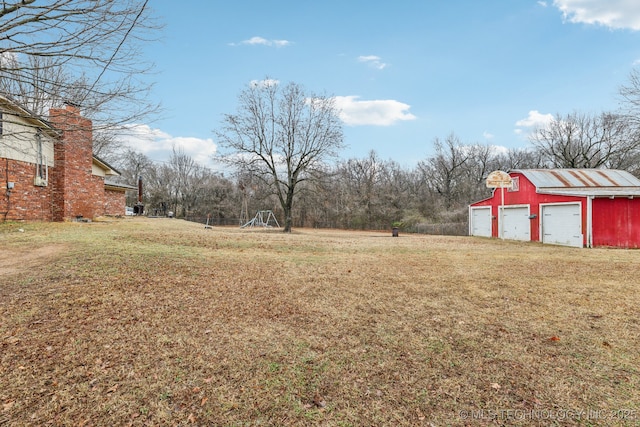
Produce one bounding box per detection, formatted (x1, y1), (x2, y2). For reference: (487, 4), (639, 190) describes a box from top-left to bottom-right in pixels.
(0, 245), (66, 276)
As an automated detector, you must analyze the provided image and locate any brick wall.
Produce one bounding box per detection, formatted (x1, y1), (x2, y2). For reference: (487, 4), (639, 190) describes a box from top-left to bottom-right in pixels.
(104, 188), (126, 216)
(0, 158), (54, 221)
(49, 104), (104, 220)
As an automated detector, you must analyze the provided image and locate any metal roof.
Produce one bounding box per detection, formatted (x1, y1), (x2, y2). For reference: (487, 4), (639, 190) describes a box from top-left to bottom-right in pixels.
(511, 169), (640, 189)
(540, 187), (640, 197)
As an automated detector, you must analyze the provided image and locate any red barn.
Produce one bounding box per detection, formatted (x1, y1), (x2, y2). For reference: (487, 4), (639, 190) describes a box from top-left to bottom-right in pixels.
(469, 169), (640, 248)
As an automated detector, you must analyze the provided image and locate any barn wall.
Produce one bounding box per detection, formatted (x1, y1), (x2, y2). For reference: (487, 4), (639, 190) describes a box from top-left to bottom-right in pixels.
(470, 173), (584, 242)
(471, 171), (640, 248)
(592, 198), (640, 248)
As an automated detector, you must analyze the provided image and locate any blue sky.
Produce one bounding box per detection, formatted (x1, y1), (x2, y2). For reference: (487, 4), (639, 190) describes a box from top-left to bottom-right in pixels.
(122, 0), (640, 168)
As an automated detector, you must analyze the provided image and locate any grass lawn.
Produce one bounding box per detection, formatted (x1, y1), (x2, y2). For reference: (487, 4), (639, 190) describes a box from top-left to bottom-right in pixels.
(1, 218), (639, 426)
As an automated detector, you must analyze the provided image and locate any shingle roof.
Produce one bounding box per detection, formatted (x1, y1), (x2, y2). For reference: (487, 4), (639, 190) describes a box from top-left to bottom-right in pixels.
(104, 180), (137, 191)
(0, 93), (60, 137)
(93, 155), (121, 176)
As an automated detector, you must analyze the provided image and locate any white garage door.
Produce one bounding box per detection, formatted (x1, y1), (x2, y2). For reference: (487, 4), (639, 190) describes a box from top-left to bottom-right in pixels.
(470, 207), (492, 237)
(500, 206), (530, 241)
(541, 203), (582, 248)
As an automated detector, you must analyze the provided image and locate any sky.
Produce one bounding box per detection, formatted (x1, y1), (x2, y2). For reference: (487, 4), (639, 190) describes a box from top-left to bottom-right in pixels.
(122, 0), (640, 169)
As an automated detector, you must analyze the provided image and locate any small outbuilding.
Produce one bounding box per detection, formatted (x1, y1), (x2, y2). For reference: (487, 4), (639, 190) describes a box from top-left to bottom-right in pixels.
(469, 169), (640, 248)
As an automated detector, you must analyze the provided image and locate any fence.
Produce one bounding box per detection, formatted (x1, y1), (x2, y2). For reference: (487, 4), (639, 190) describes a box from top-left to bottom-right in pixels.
(184, 216), (469, 237)
(184, 216), (242, 227)
(406, 222), (468, 236)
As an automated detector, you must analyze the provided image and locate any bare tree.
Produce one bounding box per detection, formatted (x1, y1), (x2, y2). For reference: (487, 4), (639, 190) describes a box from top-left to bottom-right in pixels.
(340, 151), (383, 228)
(619, 67), (640, 130)
(529, 111), (639, 169)
(0, 0), (160, 159)
(455, 144), (501, 203)
(332, 151), (411, 229)
(493, 147), (544, 171)
(215, 79), (344, 232)
(375, 158), (412, 227)
(166, 147), (200, 217)
(418, 134), (471, 211)
(114, 148), (154, 205)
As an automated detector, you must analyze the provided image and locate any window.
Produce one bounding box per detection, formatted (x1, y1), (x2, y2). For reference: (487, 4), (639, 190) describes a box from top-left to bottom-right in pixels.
(508, 176), (519, 192)
(34, 130), (48, 186)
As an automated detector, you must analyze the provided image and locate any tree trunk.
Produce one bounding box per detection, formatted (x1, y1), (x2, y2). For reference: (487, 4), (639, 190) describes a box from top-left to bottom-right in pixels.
(283, 189), (294, 232)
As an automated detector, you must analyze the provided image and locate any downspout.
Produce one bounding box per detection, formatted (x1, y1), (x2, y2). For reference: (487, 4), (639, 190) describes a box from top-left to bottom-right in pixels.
(586, 196), (593, 248)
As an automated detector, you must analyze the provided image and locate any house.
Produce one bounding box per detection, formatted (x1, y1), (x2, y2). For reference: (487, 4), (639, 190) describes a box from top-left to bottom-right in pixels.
(0, 94), (132, 221)
(469, 169), (640, 248)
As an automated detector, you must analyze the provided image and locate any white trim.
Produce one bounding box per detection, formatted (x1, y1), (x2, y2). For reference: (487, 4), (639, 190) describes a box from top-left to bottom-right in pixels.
(586, 197), (592, 248)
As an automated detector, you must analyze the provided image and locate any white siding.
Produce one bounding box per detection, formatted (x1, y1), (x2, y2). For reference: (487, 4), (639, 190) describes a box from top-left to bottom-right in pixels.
(0, 111), (55, 166)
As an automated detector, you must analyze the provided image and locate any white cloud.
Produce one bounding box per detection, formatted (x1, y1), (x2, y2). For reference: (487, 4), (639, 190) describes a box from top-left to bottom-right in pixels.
(250, 78), (280, 88)
(553, 0), (640, 30)
(515, 110), (554, 128)
(230, 36), (291, 47)
(244, 36), (270, 45)
(491, 145), (509, 154)
(538, 1), (548, 7)
(358, 55), (388, 70)
(0, 51), (19, 66)
(117, 124), (217, 166)
(514, 110), (554, 136)
(483, 131), (495, 140)
(333, 96), (416, 126)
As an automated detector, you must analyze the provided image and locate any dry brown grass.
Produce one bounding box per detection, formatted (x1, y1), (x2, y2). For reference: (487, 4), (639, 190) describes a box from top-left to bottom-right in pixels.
(1, 218), (639, 426)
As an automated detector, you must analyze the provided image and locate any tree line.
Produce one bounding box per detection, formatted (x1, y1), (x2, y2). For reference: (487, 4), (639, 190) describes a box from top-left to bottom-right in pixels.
(3, 1), (640, 232)
(111, 70), (640, 233)
(111, 114), (640, 233)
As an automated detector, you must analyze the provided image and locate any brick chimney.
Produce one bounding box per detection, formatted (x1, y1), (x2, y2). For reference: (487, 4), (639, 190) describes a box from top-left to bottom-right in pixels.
(49, 103), (100, 220)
